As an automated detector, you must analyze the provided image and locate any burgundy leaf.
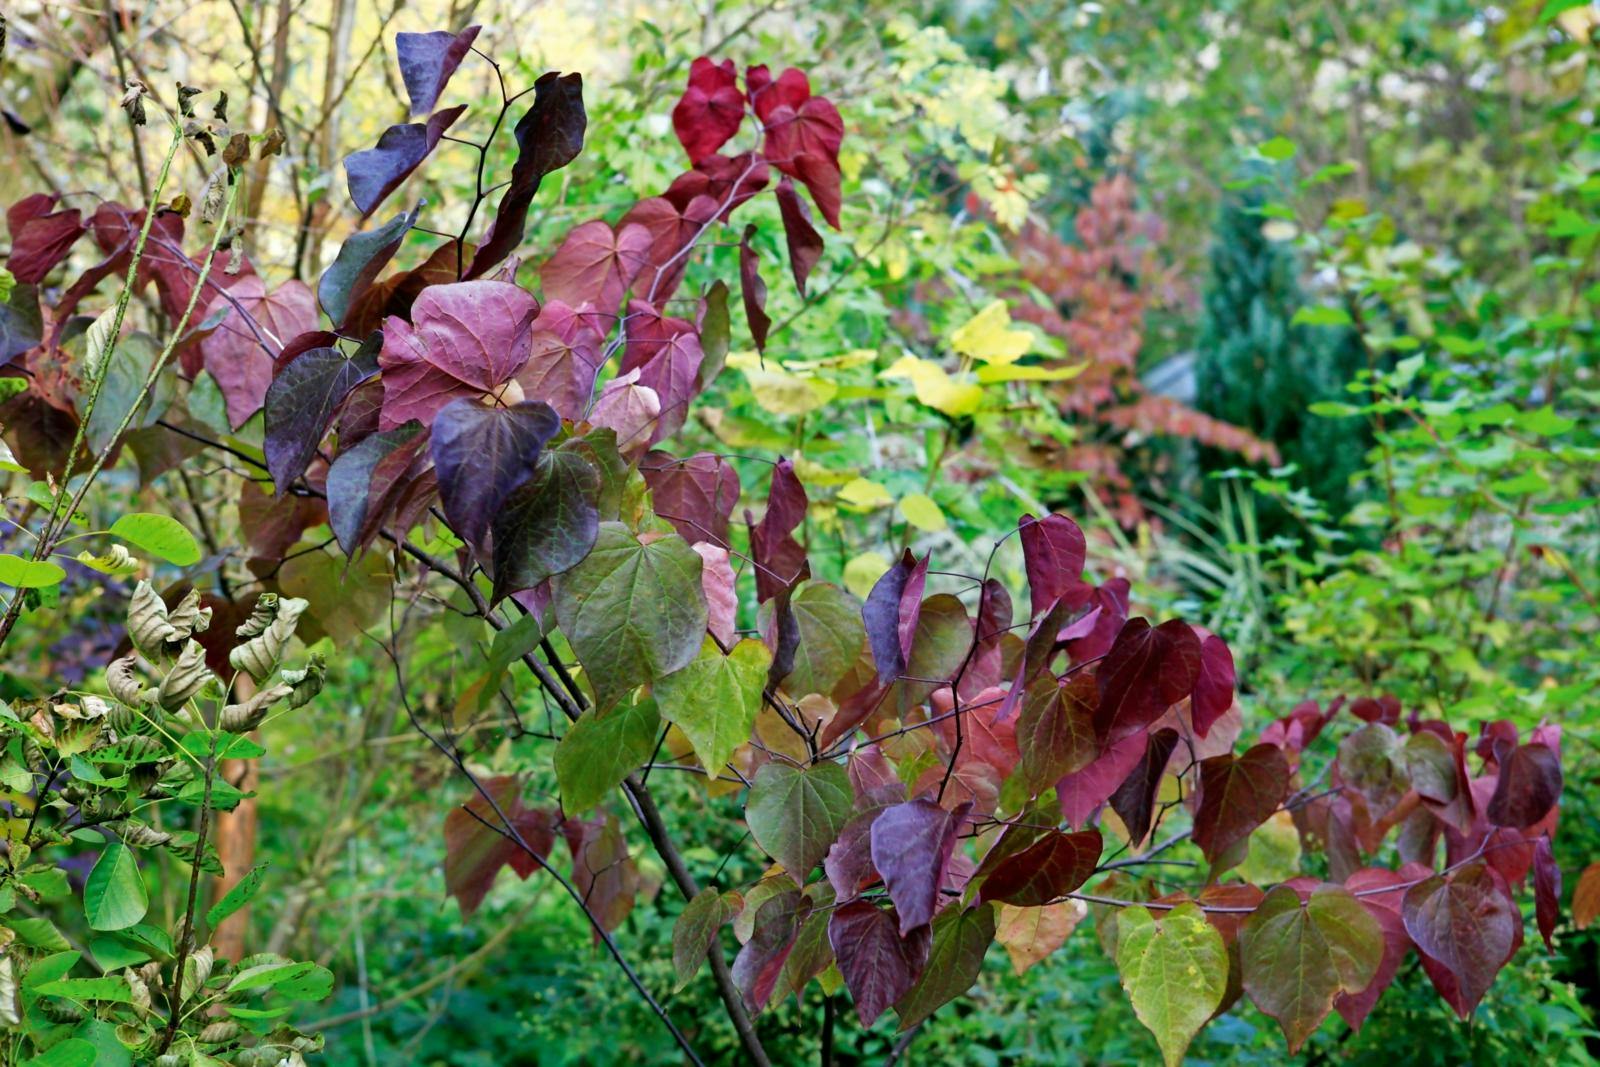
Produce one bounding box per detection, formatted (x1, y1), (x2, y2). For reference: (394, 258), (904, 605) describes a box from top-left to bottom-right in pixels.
(774, 177), (824, 297)
(1350, 695), (1401, 725)
(862, 549), (927, 684)
(264, 340), (380, 494)
(565, 813), (642, 939)
(732, 888), (807, 1013)
(1533, 836), (1560, 954)
(1057, 729), (1145, 828)
(1486, 742), (1562, 829)
(345, 105), (466, 217)
(960, 578), (1013, 699)
(1108, 727), (1181, 847)
(664, 152), (770, 220)
(619, 194), (717, 302)
(641, 450), (741, 546)
(1402, 862), (1518, 1018)
(513, 299), (604, 419)
(1066, 578), (1129, 662)
(746, 65), (809, 124)
(1020, 513), (1088, 617)
(395, 25), (482, 115)
(378, 279), (539, 429)
(430, 398), (560, 548)
(870, 799), (966, 934)
(739, 225), (771, 352)
(326, 420), (430, 553)
(1192, 743), (1292, 863)
(978, 829), (1101, 906)
(672, 57), (745, 164)
(829, 901), (930, 1027)
(1093, 618), (1202, 743)
(540, 219), (651, 317)
(749, 457), (810, 602)
(1190, 629), (1236, 737)
(201, 276), (318, 428)
(6, 194), (85, 283)
(442, 775), (554, 917)
(619, 301), (704, 442)
(825, 799), (894, 900)
(317, 203), (419, 328)
(753, 68), (844, 228)
(467, 72), (586, 278)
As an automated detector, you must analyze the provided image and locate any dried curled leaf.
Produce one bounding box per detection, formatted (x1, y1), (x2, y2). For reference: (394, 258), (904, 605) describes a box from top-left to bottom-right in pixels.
(76, 544), (138, 575)
(181, 946), (213, 999)
(280, 652), (325, 708)
(260, 127), (286, 158)
(165, 590), (212, 639)
(127, 582), (180, 658)
(125, 968), (152, 1016)
(177, 84), (202, 117)
(229, 595), (308, 681)
(221, 132), (251, 167)
(157, 640), (213, 711)
(119, 79), (148, 127)
(199, 1021), (239, 1043)
(219, 684), (292, 732)
(114, 820), (173, 847)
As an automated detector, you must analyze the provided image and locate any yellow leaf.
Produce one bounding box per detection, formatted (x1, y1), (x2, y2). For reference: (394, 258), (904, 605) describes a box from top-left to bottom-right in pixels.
(729, 350), (837, 416)
(837, 477), (893, 511)
(951, 300), (1031, 365)
(975, 362), (1086, 384)
(881, 354), (982, 417)
(898, 493), (946, 531)
(843, 552), (891, 599)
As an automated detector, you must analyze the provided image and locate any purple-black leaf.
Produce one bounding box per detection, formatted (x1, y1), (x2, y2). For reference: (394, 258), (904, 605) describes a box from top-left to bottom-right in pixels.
(862, 549), (925, 685)
(1485, 742), (1562, 829)
(1107, 727), (1180, 847)
(317, 202), (420, 328)
(345, 105), (465, 218)
(749, 457), (809, 602)
(490, 445), (601, 602)
(430, 398), (560, 549)
(395, 26), (482, 116)
(264, 336), (380, 495)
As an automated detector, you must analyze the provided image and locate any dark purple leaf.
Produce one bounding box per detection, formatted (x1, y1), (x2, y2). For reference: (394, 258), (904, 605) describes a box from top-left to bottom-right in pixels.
(1486, 742), (1562, 829)
(869, 799), (965, 934)
(264, 338), (380, 494)
(490, 445), (601, 601)
(345, 105), (465, 218)
(467, 72), (586, 279)
(1403, 863), (1518, 1018)
(641, 450), (741, 546)
(317, 202), (419, 328)
(1108, 727), (1181, 847)
(1093, 618), (1203, 742)
(749, 457), (809, 602)
(672, 57), (745, 164)
(0, 282), (43, 364)
(326, 420), (429, 553)
(862, 549), (926, 684)
(395, 25), (481, 115)
(1192, 743), (1291, 863)
(739, 225), (771, 352)
(828, 901), (930, 1027)
(978, 829), (1101, 906)
(430, 398), (560, 548)
(774, 177), (823, 296)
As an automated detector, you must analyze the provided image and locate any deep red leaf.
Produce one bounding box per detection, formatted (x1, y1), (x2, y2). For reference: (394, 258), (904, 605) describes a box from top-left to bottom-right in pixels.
(739, 224), (771, 352)
(749, 457), (810, 602)
(618, 301), (704, 442)
(1192, 743), (1291, 863)
(1533, 836), (1560, 954)
(1486, 742), (1562, 829)
(1093, 618), (1203, 742)
(641, 450), (741, 546)
(540, 219), (651, 317)
(1190, 629), (1236, 737)
(1333, 867), (1410, 1033)
(1019, 513), (1087, 617)
(672, 57), (746, 164)
(732, 888), (807, 1013)
(6, 195), (85, 284)
(1065, 578), (1130, 662)
(978, 828), (1101, 906)
(774, 177), (824, 296)
(442, 776), (554, 917)
(619, 194), (717, 302)
(1402, 862), (1518, 1019)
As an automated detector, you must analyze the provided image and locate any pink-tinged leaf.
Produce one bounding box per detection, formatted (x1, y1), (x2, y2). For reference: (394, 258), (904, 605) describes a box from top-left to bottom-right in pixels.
(1190, 629), (1235, 737)
(430, 398), (560, 548)
(664, 152), (771, 220)
(1016, 674), (1099, 796)
(588, 368), (660, 455)
(619, 302), (704, 442)
(1333, 867), (1410, 1033)
(442, 775), (554, 917)
(345, 105), (466, 217)
(749, 457), (809, 602)
(513, 299), (604, 420)
(1058, 729), (1145, 828)
(378, 280), (539, 429)
(862, 549), (927, 684)
(1486, 742), (1562, 829)
(6, 194), (85, 284)
(929, 686), (1018, 777)
(642, 450), (741, 546)
(540, 219), (651, 317)
(1533, 836), (1560, 954)
(672, 56), (745, 164)
(1402, 862), (1518, 1018)
(1066, 578), (1129, 662)
(1093, 618), (1203, 743)
(395, 25), (481, 115)
(326, 420), (430, 554)
(774, 178), (824, 296)
(1109, 728), (1181, 848)
(978, 829), (1101, 906)
(738, 225), (772, 352)
(1192, 743), (1291, 863)
(565, 813), (642, 939)
(620, 194), (717, 302)
(1020, 513), (1088, 617)
(467, 72), (586, 278)
(870, 799), (967, 934)
(202, 277), (318, 428)
(264, 340), (380, 494)
(893, 901), (997, 1031)
(732, 887), (807, 1013)
(692, 542), (737, 646)
(829, 901), (930, 1027)
(1261, 698), (1337, 763)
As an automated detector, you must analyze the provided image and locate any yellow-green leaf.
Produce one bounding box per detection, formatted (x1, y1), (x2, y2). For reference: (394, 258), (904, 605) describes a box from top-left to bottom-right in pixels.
(109, 513), (202, 566)
(898, 493), (946, 532)
(0, 554), (66, 589)
(654, 637), (771, 775)
(1114, 903), (1227, 1067)
(950, 300), (1031, 365)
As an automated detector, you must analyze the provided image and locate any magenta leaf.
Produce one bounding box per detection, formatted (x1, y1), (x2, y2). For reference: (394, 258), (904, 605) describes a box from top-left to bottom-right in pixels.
(829, 900), (930, 1026)
(317, 203), (419, 328)
(1093, 617), (1203, 742)
(345, 105), (466, 217)
(870, 799), (965, 934)
(467, 72), (587, 278)
(774, 178), (824, 297)
(1192, 743), (1291, 863)
(1402, 862), (1518, 1018)
(378, 279), (539, 428)
(514, 299), (604, 420)
(749, 457), (810, 602)
(201, 276), (318, 428)
(672, 57), (746, 164)
(620, 194), (717, 302)
(619, 302), (705, 442)
(739, 225), (771, 352)
(264, 339), (380, 494)
(540, 218), (651, 317)
(1485, 742), (1562, 828)
(978, 828), (1101, 906)
(490, 446), (602, 601)
(395, 25), (481, 115)
(641, 450), (741, 546)
(429, 398), (561, 549)
(326, 420), (429, 553)
(1108, 727), (1181, 847)
(1057, 729), (1145, 828)
(5, 194), (85, 284)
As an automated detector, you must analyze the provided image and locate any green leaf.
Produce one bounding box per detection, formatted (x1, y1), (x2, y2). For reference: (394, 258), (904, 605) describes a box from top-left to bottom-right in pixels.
(1307, 401), (1361, 418)
(83, 843), (148, 931)
(894, 901), (997, 1030)
(1240, 885), (1383, 1053)
(552, 522), (708, 711)
(744, 761), (852, 878)
(475, 613), (545, 712)
(34, 976), (132, 1004)
(654, 637), (770, 774)
(108, 513), (202, 566)
(21, 1038), (98, 1067)
(1257, 136), (1297, 161)
(1113, 903), (1227, 1067)
(673, 887), (741, 991)
(7, 918), (72, 952)
(0, 554), (65, 589)
(554, 696), (660, 813)
(206, 862), (268, 928)
(226, 960), (334, 1000)
(782, 582), (865, 697)
(1291, 306), (1353, 327)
